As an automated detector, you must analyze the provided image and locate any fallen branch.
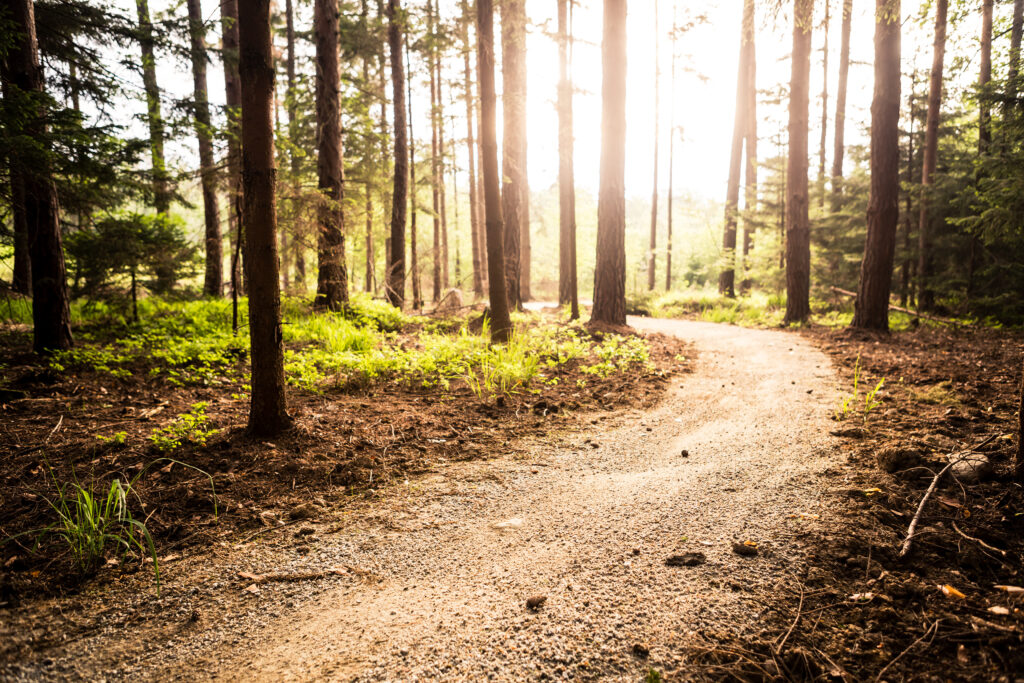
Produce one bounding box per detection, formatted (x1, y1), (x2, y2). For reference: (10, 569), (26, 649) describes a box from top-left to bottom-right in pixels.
(874, 620), (940, 682)
(951, 521), (1008, 557)
(898, 435), (998, 559)
(829, 286), (967, 327)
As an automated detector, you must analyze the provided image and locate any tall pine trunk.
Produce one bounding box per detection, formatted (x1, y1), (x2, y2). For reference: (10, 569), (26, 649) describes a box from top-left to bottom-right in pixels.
(9, 168), (31, 295)
(313, 0), (348, 310)
(647, 0), (660, 292)
(1, 0), (72, 351)
(916, 0), (947, 312)
(238, 0), (290, 434)
(406, 38), (422, 309)
(719, 1), (754, 298)
(435, 36), (450, 292)
(386, 0), (408, 308)
(830, 0), (852, 212)
(285, 0), (303, 288)
(557, 0), (578, 319)
(186, 0), (223, 297)
(783, 0), (813, 325)
(741, 0), (758, 273)
(817, 0), (830, 208)
(429, 0), (442, 302)
(1009, 0), (1023, 105)
(476, 0), (513, 342)
(665, 6), (677, 292)
(979, 0), (992, 153)
(221, 0), (243, 303)
(460, 0), (484, 297)
(501, 0), (526, 311)
(361, 0), (376, 294)
(135, 0), (171, 214)
(851, 0), (901, 330)
(591, 0), (627, 326)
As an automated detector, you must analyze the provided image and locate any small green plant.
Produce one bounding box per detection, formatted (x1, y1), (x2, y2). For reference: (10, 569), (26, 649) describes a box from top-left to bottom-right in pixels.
(96, 431), (128, 446)
(149, 402), (218, 452)
(644, 668), (664, 683)
(834, 355), (885, 421)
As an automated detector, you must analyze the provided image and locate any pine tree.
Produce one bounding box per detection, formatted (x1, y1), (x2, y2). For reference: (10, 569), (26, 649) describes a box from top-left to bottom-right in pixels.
(386, 0), (408, 308)
(460, 0), (484, 297)
(500, 0), (527, 311)
(557, 0), (578, 319)
(134, 0), (171, 215)
(830, 0), (852, 212)
(917, 0), (947, 311)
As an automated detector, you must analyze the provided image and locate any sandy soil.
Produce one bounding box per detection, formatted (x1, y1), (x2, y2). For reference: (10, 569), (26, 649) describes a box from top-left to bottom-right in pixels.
(2, 318), (848, 681)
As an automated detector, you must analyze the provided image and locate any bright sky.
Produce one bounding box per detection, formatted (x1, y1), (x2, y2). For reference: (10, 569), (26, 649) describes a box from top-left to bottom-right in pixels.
(129, 0), (994, 205)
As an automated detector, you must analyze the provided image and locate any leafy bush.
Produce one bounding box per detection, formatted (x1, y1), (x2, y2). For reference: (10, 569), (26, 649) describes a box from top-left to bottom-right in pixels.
(149, 402), (218, 452)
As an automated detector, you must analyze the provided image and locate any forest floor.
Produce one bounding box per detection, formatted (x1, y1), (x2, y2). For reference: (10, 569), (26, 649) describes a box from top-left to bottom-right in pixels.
(2, 311), (1023, 681)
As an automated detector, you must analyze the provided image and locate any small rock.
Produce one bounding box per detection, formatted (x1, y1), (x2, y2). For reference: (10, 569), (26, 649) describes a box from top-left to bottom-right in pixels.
(680, 449), (690, 458)
(632, 548), (641, 556)
(189, 609), (201, 622)
(632, 643), (650, 659)
(951, 454), (993, 484)
(665, 552), (706, 567)
(732, 542), (759, 557)
(289, 503), (321, 520)
(526, 595), (547, 611)
(875, 445), (922, 474)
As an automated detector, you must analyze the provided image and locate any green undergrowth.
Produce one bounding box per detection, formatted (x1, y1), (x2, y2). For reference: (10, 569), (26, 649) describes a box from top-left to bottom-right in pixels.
(3, 293), (655, 399)
(625, 288), (972, 331)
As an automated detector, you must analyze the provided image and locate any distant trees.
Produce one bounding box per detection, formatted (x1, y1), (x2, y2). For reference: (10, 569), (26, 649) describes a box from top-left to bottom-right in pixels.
(830, 0), (852, 212)
(648, 1), (660, 292)
(851, 0), (901, 331)
(591, 0), (627, 327)
(134, 0), (171, 215)
(784, 0), (813, 325)
(476, 0), (513, 342)
(2, 0), (74, 352)
(238, 0), (290, 435)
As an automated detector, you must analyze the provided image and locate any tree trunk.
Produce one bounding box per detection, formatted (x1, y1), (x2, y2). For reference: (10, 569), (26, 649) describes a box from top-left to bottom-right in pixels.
(9, 168), (31, 295)
(591, 0), (627, 327)
(501, 0), (526, 311)
(1016, 358), (1024, 481)
(186, 0), (223, 297)
(719, 0), (754, 298)
(817, 0), (830, 208)
(461, 0), (484, 297)
(406, 38), (422, 309)
(851, 0), (901, 331)
(979, 0), (992, 154)
(830, 0), (852, 213)
(784, 0), (813, 325)
(429, 0), (442, 303)
(666, 5), (677, 292)
(916, 0), (946, 313)
(1, 0), (73, 352)
(437, 60), (450, 292)
(557, 0), (578, 319)
(375, 0), (391, 295)
(238, 0), (290, 434)
(221, 0), (243, 301)
(135, 0), (172, 214)
(285, 0), (304, 290)
(900, 70), (916, 307)
(386, 0), (407, 308)
(647, 0), (659, 292)
(476, 0), (513, 342)
(313, 0), (348, 310)
(741, 0), (758, 272)
(1009, 0), (1023, 104)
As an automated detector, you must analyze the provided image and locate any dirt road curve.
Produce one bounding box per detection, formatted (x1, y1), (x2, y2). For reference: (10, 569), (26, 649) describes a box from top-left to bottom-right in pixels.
(9, 319), (846, 681)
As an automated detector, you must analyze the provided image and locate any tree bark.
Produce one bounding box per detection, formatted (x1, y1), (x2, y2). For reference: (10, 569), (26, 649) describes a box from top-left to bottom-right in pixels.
(386, 0), (408, 308)
(406, 38), (422, 309)
(313, 0), (348, 310)
(784, 0), (813, 325)
(186, 0), (223, 297)
(719, 0), (754, 298)
(557, 0), (578, 319)
(1016, 358), (1024, 481)
(647, 0), (660, 292)
(221, 0), (243, 300)
(476, 0), (513, 343)
(362, 0), (375, 293)
(9, 168), (31, 295)
(285, 0), (304, 290)
(979, 0), (992, 154)
(1, 0), (73, 352)
(237, 0), (290, 434)
(435, 29), (450, 292)
(591, 0), (627, 327)
(916, 0), (946, 313)
(460, 0), (484, 297)
(901, 70), (916, 307)
(851, 0), (901, 331)
(666, 5), (677, 292)
(135, 0), (172, 214)
(817, 0), (830, 208)
(830, 0), (852, 212)
(501, 0), (526, 311)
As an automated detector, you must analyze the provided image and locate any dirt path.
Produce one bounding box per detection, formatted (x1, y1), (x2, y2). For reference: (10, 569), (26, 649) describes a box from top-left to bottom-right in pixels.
(5, 319), (847, 681)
